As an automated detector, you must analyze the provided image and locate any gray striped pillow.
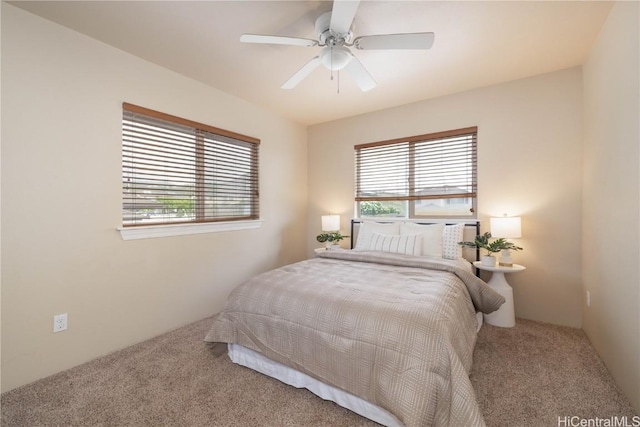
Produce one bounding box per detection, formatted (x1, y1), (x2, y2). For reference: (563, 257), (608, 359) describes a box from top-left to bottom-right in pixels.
(369, 232), (422, 256)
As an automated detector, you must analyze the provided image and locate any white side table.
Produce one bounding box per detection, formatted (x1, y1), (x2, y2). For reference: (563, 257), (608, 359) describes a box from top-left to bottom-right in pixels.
(314, 247), (347, 255)
(473, 262), (526, 328)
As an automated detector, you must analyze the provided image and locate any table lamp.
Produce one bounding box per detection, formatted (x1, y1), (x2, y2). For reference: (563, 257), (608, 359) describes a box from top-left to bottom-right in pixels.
(490, 215), (522, 266)
(320, 215), (340, 249)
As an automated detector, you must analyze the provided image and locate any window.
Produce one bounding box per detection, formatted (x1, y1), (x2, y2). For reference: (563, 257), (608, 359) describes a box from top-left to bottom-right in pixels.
(355, 127), (477, 218)
(122, 103), (259, 227)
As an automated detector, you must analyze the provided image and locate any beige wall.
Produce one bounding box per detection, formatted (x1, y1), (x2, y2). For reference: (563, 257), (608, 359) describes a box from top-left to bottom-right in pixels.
(3, 0), (638, 413)
(582, 2), (640, 413)
(308, 67), (584, 328)
(1, 4), (308, 393)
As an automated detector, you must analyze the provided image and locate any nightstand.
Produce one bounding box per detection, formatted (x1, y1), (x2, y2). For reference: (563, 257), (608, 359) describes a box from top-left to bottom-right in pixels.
(314, 247), (346, 255)
(473, 262), (526, 328)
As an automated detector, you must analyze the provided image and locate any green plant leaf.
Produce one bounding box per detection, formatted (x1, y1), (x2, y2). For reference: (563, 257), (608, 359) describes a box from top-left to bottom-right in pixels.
(458, 232), (523, 255)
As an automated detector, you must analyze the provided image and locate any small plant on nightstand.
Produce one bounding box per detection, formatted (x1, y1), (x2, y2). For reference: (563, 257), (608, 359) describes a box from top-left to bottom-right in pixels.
(458, 232), (522, 267)
(316, 231), (348, 249)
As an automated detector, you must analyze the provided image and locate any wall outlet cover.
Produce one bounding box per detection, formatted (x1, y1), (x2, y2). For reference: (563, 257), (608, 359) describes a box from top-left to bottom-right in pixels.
(53, 313), (68, 333)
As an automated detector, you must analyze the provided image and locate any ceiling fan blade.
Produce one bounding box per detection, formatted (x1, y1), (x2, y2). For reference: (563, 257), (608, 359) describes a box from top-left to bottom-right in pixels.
(345, 55), (376, 92)
(281, 57), (322, 89)
(240, 34), (318, 47)
(330, 0), (360, 35)
(354, 33), (435, 50)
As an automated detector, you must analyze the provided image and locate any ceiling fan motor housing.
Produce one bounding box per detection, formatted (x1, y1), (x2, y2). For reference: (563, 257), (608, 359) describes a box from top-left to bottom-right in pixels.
(315, 11), (353, 46)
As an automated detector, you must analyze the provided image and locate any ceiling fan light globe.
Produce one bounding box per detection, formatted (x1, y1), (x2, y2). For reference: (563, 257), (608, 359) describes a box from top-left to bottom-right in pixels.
(320, 46), (352, 70)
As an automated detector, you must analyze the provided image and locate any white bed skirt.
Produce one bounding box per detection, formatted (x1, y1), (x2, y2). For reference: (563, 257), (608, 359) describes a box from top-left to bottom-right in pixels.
(228, 343), (403, 427)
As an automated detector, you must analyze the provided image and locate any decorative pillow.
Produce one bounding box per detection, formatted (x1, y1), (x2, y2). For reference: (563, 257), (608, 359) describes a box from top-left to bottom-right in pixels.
(399, 222), (445, 258)
(369, 232), (422, 256)
(442, 223), (465, 259)
(354, 222), (401, 251)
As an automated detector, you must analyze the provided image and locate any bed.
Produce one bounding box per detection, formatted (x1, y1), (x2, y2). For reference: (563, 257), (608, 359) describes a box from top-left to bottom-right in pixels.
(204, 220), (505, 426)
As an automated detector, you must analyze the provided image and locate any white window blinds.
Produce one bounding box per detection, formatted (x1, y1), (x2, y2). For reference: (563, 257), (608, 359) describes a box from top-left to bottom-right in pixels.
(122, 103), (259, 227)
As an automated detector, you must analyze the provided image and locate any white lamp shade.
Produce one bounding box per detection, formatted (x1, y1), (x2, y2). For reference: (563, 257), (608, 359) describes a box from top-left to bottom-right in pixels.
(490, 216), (522, 238)
(321, 215), (340, 232)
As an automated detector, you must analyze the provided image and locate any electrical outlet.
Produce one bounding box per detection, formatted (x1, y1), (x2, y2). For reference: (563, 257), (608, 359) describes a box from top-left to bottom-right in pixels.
(586, 291), (591, 308)
(53, 313), (68, 333)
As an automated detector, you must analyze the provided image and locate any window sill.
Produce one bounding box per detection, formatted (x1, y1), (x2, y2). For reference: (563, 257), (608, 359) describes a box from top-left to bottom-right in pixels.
(118, 219), (263, 241)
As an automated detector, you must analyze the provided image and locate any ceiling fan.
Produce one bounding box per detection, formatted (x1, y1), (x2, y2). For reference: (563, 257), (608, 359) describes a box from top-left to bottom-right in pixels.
(240, 0), (435, 92)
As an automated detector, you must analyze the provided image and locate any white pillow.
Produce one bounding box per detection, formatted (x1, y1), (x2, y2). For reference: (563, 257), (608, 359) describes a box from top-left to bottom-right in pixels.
(399, 222), (445, 258)
(370, 232), (422, 256)
(442, 223), (465, 259)
(354, 222), (400, 251)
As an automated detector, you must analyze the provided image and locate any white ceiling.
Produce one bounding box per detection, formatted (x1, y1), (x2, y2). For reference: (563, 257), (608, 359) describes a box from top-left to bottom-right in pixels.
(10, 1), (612, 125)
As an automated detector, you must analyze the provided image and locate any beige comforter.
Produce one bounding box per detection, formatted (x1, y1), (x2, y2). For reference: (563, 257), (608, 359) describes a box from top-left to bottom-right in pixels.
(205, 251), (504, 427)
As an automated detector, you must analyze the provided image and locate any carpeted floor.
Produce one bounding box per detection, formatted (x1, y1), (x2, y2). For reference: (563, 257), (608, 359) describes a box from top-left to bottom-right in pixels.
(2, 317), (637, 426)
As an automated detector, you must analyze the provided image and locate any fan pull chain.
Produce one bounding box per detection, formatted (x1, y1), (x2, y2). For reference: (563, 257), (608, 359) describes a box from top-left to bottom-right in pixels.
(330, 44), (334, 81)
(328, 43), (340, 94)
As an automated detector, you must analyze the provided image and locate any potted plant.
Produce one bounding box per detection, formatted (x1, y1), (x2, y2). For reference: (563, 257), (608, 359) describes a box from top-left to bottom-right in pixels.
(458, 232), (522, 267)
(316, 231), (349, 250)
